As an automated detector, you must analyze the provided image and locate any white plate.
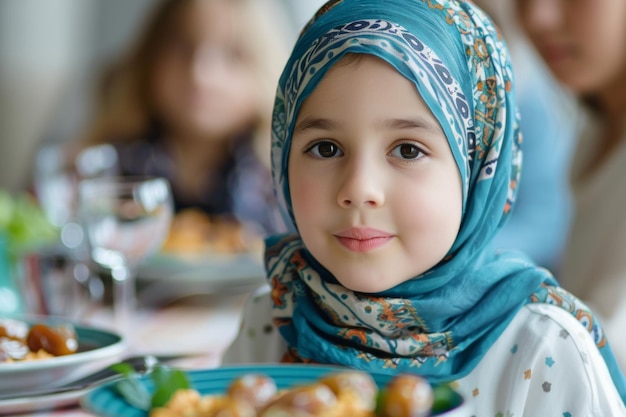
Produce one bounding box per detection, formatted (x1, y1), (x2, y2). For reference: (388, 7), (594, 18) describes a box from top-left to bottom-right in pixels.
(0, 317), (125, 395)
(135, 252), (266, 304)
(138, 251), (265, 283)
(0, 387), (89, 415)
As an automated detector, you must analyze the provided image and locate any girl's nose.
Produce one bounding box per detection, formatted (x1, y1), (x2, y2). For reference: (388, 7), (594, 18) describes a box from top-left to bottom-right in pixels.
(336, 158), (385, 209)
(191, 46), (227, 83)
(517, 0), (562, 34)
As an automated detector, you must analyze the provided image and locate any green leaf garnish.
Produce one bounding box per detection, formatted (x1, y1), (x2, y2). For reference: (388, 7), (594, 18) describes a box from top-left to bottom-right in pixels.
(112, 363), (191, 411)
(431, 383), (459, 413)
(375, 388), (386, 416)
(110, 362), (137, 377)
(150, 366), (191, 408)
(113, 371), (151, 411)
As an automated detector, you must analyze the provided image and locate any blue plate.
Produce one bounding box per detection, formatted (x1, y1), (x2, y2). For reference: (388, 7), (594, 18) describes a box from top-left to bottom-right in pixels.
(82, 363), (468, 417)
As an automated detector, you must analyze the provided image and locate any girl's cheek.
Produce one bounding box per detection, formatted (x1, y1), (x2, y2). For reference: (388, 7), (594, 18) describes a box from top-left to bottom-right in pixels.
(292, 184), (321, 209)
(291, 178), (328, 215)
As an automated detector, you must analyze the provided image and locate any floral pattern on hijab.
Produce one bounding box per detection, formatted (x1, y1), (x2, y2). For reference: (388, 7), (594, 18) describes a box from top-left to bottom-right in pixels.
(264, 0), (626, 394)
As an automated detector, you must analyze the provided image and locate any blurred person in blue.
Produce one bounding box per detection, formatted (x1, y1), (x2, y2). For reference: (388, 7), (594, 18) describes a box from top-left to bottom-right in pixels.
(73, 0), (291, 236)
(474, 0), (577, 273)
(516, 0), (626, 369)
(223, 0), (626, 414)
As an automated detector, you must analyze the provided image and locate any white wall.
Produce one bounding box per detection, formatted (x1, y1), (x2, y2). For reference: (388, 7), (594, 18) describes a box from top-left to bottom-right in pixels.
(0, 0), (153, 192)
(0, 0), (91, 192)
(0, 0), (325, 193)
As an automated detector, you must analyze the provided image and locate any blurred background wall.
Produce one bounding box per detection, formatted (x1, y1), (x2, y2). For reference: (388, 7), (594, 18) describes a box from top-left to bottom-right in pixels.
(0, 0), (324, 193)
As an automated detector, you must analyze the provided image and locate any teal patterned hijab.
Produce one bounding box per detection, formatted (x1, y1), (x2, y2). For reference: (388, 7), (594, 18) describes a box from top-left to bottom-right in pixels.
(265, 0), (626, 394)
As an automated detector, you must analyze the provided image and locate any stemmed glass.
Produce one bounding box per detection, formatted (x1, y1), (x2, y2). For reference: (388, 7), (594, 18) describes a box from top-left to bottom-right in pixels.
(77, 176), (173, 336)
(32, 143), (120, 317)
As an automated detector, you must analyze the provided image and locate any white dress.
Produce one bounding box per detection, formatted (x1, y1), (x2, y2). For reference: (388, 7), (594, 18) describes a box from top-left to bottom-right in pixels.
(557, 110), (626, 370)
(222, 285), (626, 416)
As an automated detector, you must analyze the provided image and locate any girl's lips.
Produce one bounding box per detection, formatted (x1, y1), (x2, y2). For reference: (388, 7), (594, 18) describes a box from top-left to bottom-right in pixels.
(539, 44), (573, 69)
(334, 227), (393, 253)
(336, 236), (393, 252)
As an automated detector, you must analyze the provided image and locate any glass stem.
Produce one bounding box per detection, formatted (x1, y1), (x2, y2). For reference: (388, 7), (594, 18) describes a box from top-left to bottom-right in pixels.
(111, 263), (137, 343)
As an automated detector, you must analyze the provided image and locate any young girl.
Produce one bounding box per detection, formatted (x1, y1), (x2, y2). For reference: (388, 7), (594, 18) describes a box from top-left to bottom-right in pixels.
(223, 0), (626, 414)
(515, 0), (626, 370)
(473, 0), (576, 274)
(73, 0), (290, 235)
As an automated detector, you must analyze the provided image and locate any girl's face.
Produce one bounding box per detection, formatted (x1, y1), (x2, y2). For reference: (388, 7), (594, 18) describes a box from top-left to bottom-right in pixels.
(515, 0), (626, 95)
(289, 55), (463, 293)
(151, 0), (258, 139)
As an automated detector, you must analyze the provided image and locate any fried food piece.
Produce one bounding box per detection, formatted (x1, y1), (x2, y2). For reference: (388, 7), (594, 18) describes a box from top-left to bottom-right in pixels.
(259, 383), (338, 417)
(378, 374), (433, 417)
(227, 373), (278, 411)
(26, 323), (78, 356)
(162, 209), (256, 254)
(0, 320), (78, 362)
(151, 389), (256, 417)
(319, 371), (378, 412)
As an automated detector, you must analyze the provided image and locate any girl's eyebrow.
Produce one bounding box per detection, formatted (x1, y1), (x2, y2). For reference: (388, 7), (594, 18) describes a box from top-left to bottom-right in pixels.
(383, 117), (440, 132)
(294, 117), (440, 133)
(294, 117), (337, 133)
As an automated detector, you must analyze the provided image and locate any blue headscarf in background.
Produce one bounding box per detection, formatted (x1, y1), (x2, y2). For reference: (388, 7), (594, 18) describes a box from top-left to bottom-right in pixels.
(264, 0), (626, 394)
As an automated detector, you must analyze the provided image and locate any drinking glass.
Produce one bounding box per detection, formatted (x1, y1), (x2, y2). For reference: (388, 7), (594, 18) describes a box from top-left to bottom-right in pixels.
(32, 143), (120, 316)
(77, 176), (173, 335)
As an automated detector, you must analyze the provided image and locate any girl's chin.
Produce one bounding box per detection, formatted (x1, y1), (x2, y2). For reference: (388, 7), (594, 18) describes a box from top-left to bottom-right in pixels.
(334, 276), (401, 294)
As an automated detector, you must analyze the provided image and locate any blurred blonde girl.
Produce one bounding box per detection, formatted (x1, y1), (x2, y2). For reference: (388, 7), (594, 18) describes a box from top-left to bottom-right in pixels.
(75, 0), (291, 234)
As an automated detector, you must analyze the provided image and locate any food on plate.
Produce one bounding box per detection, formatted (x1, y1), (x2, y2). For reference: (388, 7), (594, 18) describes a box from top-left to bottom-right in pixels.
(226, 373), (278, 411)
(161, 209), (262, 254)
(0, 318), (78, 362)
(112, 364), (461, 416)
(148, 370), (437, 417)
(378, 374), (434, 417)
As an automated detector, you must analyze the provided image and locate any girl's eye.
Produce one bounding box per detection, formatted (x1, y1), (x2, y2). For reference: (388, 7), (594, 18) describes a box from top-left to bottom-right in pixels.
(390, 143), (424, 160)
(306, 141), (343, 158)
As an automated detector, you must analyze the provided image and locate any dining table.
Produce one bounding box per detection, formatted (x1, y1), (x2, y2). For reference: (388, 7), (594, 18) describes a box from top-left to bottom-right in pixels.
(9, 290), (251, 417)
